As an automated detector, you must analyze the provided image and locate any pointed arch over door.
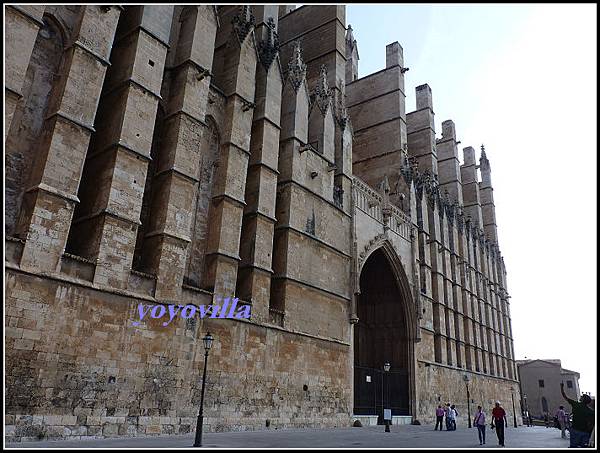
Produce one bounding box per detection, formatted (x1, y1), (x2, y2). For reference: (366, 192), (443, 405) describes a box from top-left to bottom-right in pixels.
(353, 243), (416, 421)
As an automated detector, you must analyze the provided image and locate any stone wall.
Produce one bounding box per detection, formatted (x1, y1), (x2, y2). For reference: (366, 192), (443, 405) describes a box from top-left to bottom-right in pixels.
(5, 269), (352, 441)
(415, 360), (523, 427)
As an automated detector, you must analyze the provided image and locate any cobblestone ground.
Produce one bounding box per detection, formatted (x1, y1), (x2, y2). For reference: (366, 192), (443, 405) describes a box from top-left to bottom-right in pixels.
(6, 425), (576, 449)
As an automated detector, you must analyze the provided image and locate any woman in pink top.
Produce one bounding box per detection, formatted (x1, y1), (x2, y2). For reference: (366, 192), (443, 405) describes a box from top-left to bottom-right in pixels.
(434, 405), (445, 431)
(473, 405), (486, 445)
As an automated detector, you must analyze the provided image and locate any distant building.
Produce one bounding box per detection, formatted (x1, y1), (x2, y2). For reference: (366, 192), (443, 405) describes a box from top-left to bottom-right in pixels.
(517, 359), (581, 418)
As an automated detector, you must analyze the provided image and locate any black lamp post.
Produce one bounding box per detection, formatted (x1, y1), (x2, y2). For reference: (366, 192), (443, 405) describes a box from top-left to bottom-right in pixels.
(464, 375), (472, 428)
(511, 387), (518, 428)
(193, 332), (214, 447)
(383, 362), (391, 432)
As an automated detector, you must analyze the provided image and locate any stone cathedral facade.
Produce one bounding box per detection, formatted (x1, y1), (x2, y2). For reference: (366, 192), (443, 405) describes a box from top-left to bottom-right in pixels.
(5, 5), (521, 441)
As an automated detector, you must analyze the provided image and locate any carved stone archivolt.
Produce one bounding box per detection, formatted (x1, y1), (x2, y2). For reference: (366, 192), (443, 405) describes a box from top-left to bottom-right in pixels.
(357, 233), (388, 270)
(356, 237), (419, 342)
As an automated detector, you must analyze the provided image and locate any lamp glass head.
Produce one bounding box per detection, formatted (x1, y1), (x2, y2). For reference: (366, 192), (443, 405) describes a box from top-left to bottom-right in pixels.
(203, 332), (214, 351)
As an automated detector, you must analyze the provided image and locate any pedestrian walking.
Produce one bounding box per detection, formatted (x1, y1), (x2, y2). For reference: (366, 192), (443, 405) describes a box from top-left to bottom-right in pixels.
(561, 383), (595, 447)
(556, 405), (568, 439)
(449, 404), (459, 431)
(473, 405), (486, 445)
(491, 401), (508, 447)
(434, 405), (444, 431)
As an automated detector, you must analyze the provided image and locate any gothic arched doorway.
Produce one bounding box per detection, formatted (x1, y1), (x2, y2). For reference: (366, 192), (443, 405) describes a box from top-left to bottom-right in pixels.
(353, 247), (412, 422)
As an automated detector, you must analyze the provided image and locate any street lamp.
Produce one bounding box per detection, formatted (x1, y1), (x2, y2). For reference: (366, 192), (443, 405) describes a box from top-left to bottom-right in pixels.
(383, 362), (391, 432)
(510, 387), (518, 428)
(464, 375), (472, 428)
(193, 332), (214, 447)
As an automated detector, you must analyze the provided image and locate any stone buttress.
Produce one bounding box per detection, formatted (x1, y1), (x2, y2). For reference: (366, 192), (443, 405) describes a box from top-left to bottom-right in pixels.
(17, 6), (122, 274)
(236, 5), (283, 323)
(65, 6), (174, 289)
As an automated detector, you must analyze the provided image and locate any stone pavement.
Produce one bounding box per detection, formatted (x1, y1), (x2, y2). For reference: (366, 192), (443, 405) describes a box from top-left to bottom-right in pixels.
(5, 424), (574, 449)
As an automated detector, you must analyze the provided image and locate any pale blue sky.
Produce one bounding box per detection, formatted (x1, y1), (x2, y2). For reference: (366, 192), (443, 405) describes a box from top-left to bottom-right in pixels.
(347, 4), (597, 394)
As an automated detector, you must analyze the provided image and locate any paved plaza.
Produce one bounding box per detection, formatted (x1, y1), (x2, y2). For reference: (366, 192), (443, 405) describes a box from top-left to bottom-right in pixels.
(6, 424), (574, 449)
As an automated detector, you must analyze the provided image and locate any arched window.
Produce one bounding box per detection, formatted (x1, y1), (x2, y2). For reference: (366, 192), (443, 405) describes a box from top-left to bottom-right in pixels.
(5, 15), (65, 236)
(184, 117), (220, 288)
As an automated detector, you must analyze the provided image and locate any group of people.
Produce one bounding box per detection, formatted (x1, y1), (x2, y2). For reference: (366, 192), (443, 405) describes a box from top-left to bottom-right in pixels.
(434, 401), (510, 446)
(431, 384), (595, 448)
(434, 403), (459, 431)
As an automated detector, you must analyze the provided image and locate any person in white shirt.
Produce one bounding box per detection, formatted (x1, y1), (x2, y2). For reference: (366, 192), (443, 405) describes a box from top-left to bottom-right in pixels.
(448, 404), (459, 430)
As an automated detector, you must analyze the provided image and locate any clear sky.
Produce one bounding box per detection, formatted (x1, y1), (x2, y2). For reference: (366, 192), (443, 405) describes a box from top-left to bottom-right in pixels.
(347, 4), (597, 394)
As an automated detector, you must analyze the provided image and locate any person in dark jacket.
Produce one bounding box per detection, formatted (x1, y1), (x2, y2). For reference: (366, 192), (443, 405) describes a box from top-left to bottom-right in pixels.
(561, 383), (595, 447)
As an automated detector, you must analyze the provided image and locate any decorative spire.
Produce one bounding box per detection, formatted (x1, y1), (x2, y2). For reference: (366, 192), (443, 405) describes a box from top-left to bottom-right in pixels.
(258, 17), (279, 70)
(311, 65), (332, 114)
(232, 6), (255, 43)
(345, 25), (359, 57)
(480, 144), (491, 173)
(287, 40), (306, 92)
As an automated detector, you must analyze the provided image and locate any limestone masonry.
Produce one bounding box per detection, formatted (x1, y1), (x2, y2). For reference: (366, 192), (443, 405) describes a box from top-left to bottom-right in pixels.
(4, 5), (520, 441)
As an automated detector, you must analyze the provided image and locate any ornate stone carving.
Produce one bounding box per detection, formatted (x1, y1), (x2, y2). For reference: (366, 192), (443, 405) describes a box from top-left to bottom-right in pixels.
(305, 210), (316, 236)
(478, 229), (486, 246)
(258, 17), (279, 70)
(379, 175), (392, 229)
(334, 80), (349, 128)
(445, 200), (455, 225)
(333, 185), (344, 208)
(465, 217), (472, 240)
(287, 40), (306, 92)
(400, 152), (416, 185)
(232, 6), (255, 44)
(310, 65), (332, 114)
(358, 233), (387, 268)
(456, 207), (464, 233)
